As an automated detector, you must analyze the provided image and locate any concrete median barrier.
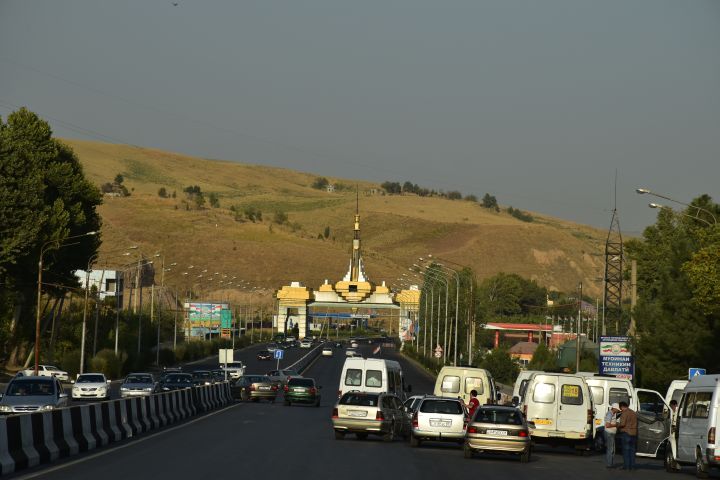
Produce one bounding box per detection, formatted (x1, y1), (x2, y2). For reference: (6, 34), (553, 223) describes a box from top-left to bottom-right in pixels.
(0, 382), (233, 476)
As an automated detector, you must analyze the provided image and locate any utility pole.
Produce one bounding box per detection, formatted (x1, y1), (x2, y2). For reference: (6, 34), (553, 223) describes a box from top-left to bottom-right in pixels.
(173, 288), (179, 350)
(576, 282), (582, 373)
(629, 260), (637, 336)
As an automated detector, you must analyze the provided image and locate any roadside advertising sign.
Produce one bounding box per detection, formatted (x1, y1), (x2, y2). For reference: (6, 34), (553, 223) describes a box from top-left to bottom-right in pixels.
(599, 336), (634, 380)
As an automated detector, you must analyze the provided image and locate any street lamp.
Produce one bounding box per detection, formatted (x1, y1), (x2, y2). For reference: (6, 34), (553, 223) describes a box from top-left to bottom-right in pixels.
(36, 231), (97, 375)
(637, 188), (717, 225)
(413, 264), (451, 363)
(648, 202), (714, 227)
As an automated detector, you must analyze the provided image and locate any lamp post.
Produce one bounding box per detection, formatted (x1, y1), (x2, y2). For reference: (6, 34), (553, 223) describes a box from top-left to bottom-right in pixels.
(35, 231), (97, 375)
(410, 267), (450, 363)
(648, 202), (715, 227)
(637, 188), (717, 226)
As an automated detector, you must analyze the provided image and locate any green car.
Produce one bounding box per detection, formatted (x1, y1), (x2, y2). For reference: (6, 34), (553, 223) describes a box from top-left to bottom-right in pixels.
(284, 377), (321, 407)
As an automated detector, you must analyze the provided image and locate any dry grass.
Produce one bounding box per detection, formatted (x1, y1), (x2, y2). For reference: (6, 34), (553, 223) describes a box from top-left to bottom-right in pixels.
(64, 138), (608, 305)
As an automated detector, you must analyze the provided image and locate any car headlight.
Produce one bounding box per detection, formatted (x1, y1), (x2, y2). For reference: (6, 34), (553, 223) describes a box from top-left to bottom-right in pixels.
(162, 387), (170, 391)
(40, 405), (54, 411)
(120, 386), (128, 391)
(0, 405), (12, 412)
(144, 387), (153, 392)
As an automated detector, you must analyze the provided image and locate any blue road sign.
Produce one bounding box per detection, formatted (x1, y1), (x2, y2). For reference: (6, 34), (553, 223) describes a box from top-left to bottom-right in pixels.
(689, 368), (706, 380)
(274, 349), (284, 360)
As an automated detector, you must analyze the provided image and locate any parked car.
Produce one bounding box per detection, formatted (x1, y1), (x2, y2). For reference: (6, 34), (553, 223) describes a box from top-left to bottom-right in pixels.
(120, 373), (157, 398)
(71, 373), (111, 400)
(19, 365), (70, 382)
(464, 405), (533, 462)
(331, 392), (409, 441)
(159, 373), (194, 391)
(191, 370), (215, 386)
(267, 369), (301, 387)
(284, 377), (321, 407)
(322, 347), (333, 357)
(257, 350), (272, 361)
(0, 376), (68, 414)
(231, 375), (278, 402)
(410, 396), (468, 448)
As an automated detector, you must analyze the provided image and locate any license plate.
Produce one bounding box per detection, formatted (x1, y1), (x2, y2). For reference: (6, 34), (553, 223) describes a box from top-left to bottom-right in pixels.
(429, 419), (452, 427)
(259, 386), (270, 391)
(294, 388), (306, 392)
(548, 431), (565, 437)
(487, 429), (507, 436)
(533, 419), (553, 425)
(348, 410), (367, 417)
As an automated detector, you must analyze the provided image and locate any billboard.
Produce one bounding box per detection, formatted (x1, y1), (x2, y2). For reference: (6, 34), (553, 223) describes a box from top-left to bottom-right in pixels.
(599, 336), (634, 380)
(184, 302), (232, 328)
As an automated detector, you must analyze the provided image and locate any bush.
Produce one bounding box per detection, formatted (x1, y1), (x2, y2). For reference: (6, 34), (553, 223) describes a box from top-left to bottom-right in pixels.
(58, 349), (81, 378)
(89, 349), (125, 380)
(158, 348), (176, 367)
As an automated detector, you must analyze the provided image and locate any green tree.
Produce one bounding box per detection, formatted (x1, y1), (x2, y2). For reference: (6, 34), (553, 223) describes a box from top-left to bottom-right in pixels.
(478, 273), (522, 317)
(480, 346), (519, 384)
(274, 210), (288, 225)
(114, 174), (124, 185)
(481, 193), (498, 209)
(312, 177), (329, 190)
(528, 342), (558, 371)
(0, 108), (102, 364)
(447, 190), (463, 200)
(208, 192), (220, 208)
(194, 193), (206, 209)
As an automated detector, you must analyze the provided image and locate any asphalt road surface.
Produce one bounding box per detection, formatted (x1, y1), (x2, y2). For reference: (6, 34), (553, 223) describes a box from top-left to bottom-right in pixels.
(9, 343), (684, 480)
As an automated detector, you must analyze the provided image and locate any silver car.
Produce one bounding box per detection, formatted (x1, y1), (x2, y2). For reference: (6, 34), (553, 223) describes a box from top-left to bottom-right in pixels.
(119, 373), (157, 398)
(0, 376), (68, 414)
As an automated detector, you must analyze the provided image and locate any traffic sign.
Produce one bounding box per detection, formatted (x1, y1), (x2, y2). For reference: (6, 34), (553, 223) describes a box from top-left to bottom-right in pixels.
(274, 349), (284, 360)
(689, 368), (706, 380)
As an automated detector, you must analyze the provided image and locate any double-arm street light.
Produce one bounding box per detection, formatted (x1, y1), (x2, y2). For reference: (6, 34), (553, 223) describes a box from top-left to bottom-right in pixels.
(36, 231), (98, 375)
(407, 268), (450, 363)
(637, 188), (717, 227)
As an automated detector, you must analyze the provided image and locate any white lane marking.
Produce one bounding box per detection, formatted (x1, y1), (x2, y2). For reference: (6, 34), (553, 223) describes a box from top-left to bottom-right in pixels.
(13, 402), (241, 479)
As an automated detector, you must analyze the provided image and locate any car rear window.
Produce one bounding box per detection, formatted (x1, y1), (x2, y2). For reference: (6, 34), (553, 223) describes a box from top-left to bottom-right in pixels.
(166, 375), (192, 383)
(366, 370), (382, 388)
(345, 368), (362, 386)
(560, 384), (584, 405)
(441, 375), (460, 394)
(127, 375), (152, 383)
(340, 393), (379, 407)
(420, 400), (463, 415)
(532, 383), (555, 403)
(288, 378), (314, 387)
(475, 408), (523, 425)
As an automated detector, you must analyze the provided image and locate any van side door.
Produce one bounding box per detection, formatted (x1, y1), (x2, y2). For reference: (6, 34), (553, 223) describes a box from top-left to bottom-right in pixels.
(557, 379), (588, 433)
(635, 388), (670, 457)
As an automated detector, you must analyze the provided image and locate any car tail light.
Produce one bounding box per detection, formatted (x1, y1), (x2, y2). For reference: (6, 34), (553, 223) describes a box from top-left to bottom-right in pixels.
(412, 412), (418, 428)
(284, 385), (289, 392)
(519, 430), (528, 437)
(376, 410), (385, 421)
(709, 427), (716, 444)
(310, 387), (317, 394)
(332, 408), (338, 419)
(467, 426), (478, 434)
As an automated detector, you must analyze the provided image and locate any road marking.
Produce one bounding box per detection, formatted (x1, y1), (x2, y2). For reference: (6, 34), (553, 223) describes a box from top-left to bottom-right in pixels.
(13, 402), (242, 479)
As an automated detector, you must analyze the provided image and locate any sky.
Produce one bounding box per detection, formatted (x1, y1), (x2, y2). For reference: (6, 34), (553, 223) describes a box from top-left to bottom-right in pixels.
(1, 0), (718, 232)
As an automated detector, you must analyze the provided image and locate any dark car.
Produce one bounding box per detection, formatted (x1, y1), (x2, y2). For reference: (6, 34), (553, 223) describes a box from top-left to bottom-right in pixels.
(284, 377), (321, 407)
(160, 373), (194, 392)
(256, 350), (272, 361)
(231, 375), (278, 402)
(211, 369), (228, 382)
(191, 370), (214, 386)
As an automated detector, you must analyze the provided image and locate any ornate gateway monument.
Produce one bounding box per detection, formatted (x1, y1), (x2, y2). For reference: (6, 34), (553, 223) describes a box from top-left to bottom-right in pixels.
(275, 202), (419, 341)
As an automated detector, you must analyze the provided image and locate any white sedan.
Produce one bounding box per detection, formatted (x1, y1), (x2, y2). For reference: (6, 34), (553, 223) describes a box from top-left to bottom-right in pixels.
(21, 365), (70, 382)
(321, 347), (333, 357)
(300, 340), (312, 348)
(72, 373), (111, 399)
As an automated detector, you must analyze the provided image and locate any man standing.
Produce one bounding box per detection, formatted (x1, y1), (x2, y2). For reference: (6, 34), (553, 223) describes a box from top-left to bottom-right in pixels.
(616, 401), (638, 470)
(467, 389), (480, 418)
(604, 403), (620, 468)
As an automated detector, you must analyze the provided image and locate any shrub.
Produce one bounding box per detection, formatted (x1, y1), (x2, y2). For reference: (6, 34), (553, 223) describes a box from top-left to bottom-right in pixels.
(158, 348), (176, 367)
(89, 349), (125, 379)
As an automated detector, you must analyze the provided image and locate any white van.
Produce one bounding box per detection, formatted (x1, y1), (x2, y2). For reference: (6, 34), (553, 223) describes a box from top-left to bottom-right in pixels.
(666, 379), (688, 406)
(666, 374), (720, 477)
(338, 357), (407, 400)
(433, 366), (497, 405)
(512, 370), (543, 405)
(520, 372), (594, 449)
(579, 373), (669, 457)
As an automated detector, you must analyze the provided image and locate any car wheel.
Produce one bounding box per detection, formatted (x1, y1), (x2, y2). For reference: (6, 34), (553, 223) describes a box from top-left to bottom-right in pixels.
(410, 434), (421, 448)
(334, 431), (345, 440)
(696, 449), (709, 479)
(665, 443), (679, 473)
(520, 447), (531, 463)
(464, 445), (474, 459)
(382, 423), (395, 443)
(356, 432), (368, 440)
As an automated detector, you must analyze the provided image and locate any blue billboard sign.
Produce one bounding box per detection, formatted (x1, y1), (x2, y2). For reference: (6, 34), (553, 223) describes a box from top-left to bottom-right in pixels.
(599, 336), (634, 380)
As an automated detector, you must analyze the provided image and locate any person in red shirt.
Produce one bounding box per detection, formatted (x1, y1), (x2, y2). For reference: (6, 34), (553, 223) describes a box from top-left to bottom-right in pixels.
(467, 389), (480, 418)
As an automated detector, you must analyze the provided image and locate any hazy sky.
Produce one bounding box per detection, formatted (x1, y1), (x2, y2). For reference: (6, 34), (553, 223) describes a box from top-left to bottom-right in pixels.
(1, 0), (718, 231)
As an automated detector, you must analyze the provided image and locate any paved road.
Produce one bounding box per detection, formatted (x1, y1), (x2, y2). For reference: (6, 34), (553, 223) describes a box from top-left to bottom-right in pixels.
(9, 343), (683, 480)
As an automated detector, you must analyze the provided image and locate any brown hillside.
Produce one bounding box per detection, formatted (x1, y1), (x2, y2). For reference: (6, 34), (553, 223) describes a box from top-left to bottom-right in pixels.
(64, 138), (607, 306)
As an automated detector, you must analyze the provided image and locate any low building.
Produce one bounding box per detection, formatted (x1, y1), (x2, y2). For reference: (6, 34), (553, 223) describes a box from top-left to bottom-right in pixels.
(509, 341), (539, 368)
(74, 269), (124, 303)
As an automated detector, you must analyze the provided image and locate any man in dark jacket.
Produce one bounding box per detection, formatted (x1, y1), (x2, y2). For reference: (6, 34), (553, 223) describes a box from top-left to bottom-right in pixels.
(616, 401), (638, 470)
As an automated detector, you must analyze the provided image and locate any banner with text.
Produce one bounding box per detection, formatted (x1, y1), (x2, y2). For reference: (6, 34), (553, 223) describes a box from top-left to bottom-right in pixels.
(599, 336), (634, 380)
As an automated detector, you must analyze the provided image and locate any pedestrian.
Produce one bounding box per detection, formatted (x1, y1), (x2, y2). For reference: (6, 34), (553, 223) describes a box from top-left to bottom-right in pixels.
(616, 401), (638, 470)
(467, 389), (480, 418)
(604, 403), (620, 468)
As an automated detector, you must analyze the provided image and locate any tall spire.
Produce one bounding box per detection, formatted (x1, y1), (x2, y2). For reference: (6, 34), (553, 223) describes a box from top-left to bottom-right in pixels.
(351, 185), (361, 281)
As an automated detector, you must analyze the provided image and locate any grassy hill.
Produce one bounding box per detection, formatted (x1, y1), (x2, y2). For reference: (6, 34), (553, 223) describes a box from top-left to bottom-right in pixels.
(64, 138), (608, 306)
